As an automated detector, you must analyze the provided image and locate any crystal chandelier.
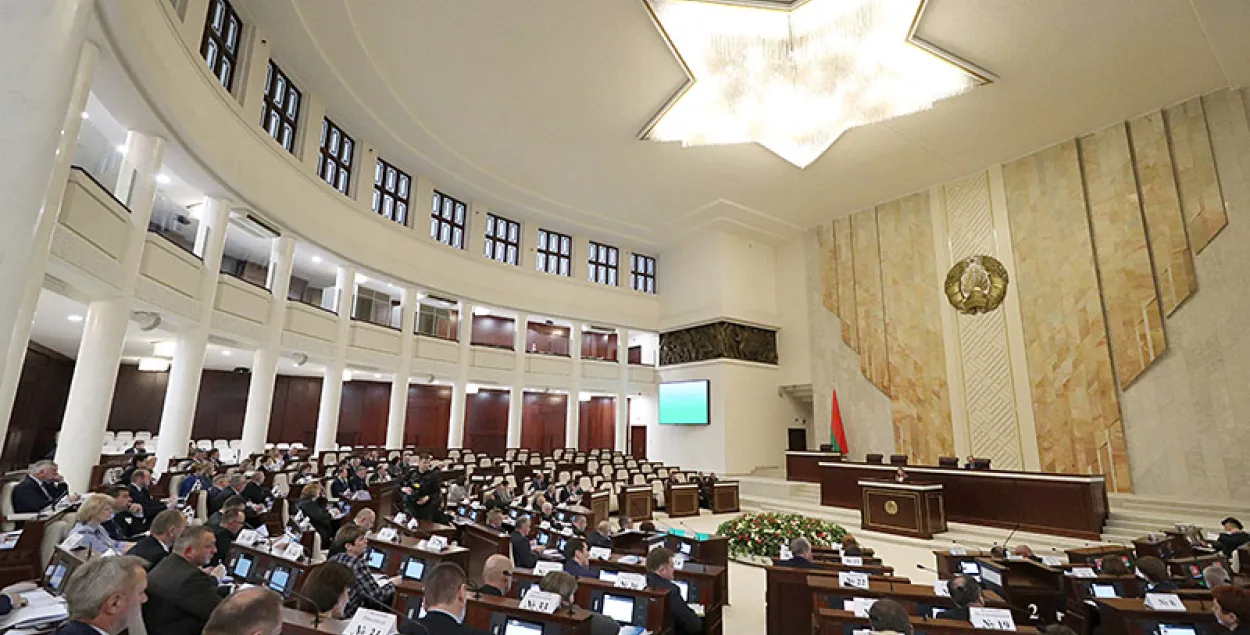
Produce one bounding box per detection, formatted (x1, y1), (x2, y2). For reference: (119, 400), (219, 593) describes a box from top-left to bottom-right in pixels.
(641, 0), (992, 168)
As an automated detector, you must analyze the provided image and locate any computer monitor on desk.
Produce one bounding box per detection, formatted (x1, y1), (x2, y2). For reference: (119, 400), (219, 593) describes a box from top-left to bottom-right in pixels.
(673, 579), (692, 602)
(230, 552), (257, 582)
(42, 557), (72, 595)
(266, 564), (296, 595)
(590, 590), (647, 627)
(365, 547), (388, 571)
(401, 556), (428, 581)
(490, 613), (548, 635)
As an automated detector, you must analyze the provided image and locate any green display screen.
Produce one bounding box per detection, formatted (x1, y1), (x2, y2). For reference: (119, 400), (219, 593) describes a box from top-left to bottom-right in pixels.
(658, 380), (710, 425)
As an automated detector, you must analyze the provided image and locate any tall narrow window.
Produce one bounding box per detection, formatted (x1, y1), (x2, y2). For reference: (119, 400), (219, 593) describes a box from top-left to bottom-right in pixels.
(484, 214), (520, 266)
(317, 119), (354, 195)
(260, 61), (301, 153)
(631, 254), (656, 294)
(200, 0), (242, 91)
(373, 159), (410, 225)
(430, 191), (467, 249)
(536, 229), (572, 277)
(588, 241), (619, 287)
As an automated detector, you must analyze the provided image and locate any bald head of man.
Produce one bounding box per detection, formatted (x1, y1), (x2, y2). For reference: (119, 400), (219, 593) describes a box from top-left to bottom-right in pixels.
(481, 554), (513, 596)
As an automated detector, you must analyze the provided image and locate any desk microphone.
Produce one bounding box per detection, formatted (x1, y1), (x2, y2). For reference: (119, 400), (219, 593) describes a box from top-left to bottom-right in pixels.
(1002, 523), (1021, 552)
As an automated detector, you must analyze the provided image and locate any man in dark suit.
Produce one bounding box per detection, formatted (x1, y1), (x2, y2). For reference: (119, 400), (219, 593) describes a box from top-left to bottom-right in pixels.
(129, 509), (188, 569)
(211, 508), (246, 567)
(562, 538), (597, 579)
(479, 555), (513, 596)
(143, 525), (227, 635)
(775, 537), (820, 569)
(1137, 556), (1180, 593)
(56, 555), (149, 635)
(571, 514), (589, 537)
(646, 548), (703, 635)
(586, 520), (613, 549)
(102, 486), (144, 540)
(413, 563), (487, 635)
(240, 471), (270, 506)
(202, 586), (284, 635)
(936, 574), (983, 621)
(209, 474), (246, 517)
(511, 516), (540, 569)
(330, 467), (353, 499)
(348, 466), (369, 492)
(124, 440), (147, 455)
(128, 469), (171, 532)
(12, 460), (74, 514)
(403, 454), (441, 521)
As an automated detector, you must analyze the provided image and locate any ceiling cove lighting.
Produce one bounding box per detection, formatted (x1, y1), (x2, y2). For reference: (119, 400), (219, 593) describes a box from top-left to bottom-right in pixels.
(640, 0), (993, 168)
(138, 357), (171, 372)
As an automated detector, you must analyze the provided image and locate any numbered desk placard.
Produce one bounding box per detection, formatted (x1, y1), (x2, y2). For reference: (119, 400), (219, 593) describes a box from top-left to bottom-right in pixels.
(614, 572), (647, 591)
(970, 607), (1017, 631)
(345, 608), (398, 635)
(407, 519), (420, 531)
(980, 567), (1003, 587)
(673, 555), (686, 570)
(1144, 593), (1186, 612)
(427, 535), (449, 551)
(933, 580), (950, 597)
(394, 513), (408, 525)
(540, 521), (552, 530)
(1068, 567), (1097, 579)
(842, 556), (863, 567)
(851, 597), (877, 618)
(281, 542), (305, 561)
(838, 571), (870, 590)
(950, 545), (968, 556)
(519, 588), (562, 615)
(1041, 556), (1063, 567)
(779, 546), (793, 561)
(589, 547), (612, 561)
(377, 527), (399, 542)
(533, 561), (563, 576)
(235, 529), (258, 545)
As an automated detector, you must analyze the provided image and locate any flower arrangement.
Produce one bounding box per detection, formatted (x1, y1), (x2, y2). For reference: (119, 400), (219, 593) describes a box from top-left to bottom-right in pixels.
(716, 512), (846, 561)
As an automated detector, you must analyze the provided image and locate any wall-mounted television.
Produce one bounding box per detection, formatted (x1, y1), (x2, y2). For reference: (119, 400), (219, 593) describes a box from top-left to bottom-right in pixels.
(659, 380), (710, 425)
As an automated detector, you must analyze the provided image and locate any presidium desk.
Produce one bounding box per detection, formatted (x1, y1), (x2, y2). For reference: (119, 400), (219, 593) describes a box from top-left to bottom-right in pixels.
(810, 459), (1108, 539)
(859, 480), (948, 539)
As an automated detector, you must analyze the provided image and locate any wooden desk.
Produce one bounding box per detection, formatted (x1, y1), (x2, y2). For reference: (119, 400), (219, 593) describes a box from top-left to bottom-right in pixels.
(464, 594), (593, 635)
(934, 549), (996, 579)
(580, 490), (610, 528)
(510, 567), (669, 635)
(611, 530), (665, 556)
(619, 485), (654, 521)
(392, 579), (426, 617)
(666, 532), (729, 573)
(815, 608), (1042, 635)
(859, 480), (947, 539)
(1095, 597), (1217, 635)
(1066, 545), (1135, 568)
(366, 533), (470, 577)
(1062, 574), (1141, 635)
(786, 451), (843, 483)
(819, 461), (1108, 539)
(281, 607), (349, 635)
(378, 515), (456, 540)
(809, 575), (1009, 616)
(1134, 533), (1193, 561)
(226, 542), (315, 595)
(978, 557), (1065, 625)
(0, 516), (55, 587)
(666, 484), (700, 518)
(711, 481), (739, 513)
(766, 566), (911, 635)
(457, 521), (511, 585)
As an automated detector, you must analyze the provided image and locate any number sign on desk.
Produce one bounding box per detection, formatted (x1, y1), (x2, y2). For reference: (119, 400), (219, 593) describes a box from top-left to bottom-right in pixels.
(281, 543), (305, 561)
(851, 597), (877, 617)
(838, 572), (869, 589)
(1144, 593), (1187, 612)
(589, 547), (611, 560)
(934, 580), (950, 596)
(1041, 556), (1063, 567)
(376, 528), (399, 542)
(980, 567), (1003, 587)
(970, 607), (1017, 631)
(427, 535), (449, 551)
(1068, 567), (1097, 578)
(345, 608), (397, 635)
(950, 546), (968, 556)
(534, 561), (562, 576)
(519, 588), (562, 614)
(614, 572), (647, 591)
(779, 546), (793, 561)
(842, 556), (863, 566)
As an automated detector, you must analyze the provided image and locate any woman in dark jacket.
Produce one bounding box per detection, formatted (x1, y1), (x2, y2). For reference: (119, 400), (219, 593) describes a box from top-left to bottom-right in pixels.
(294, 482), (339, 547)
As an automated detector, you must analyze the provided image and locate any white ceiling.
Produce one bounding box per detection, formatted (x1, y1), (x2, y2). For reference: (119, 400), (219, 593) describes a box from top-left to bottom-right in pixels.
(235, 0), (1250, 250)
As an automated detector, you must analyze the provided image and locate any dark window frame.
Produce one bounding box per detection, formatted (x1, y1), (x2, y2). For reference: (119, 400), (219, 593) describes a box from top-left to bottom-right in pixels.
(317, 118), (355, 195)
(372, 159), (411, 226)
(588, 241), (619, 287)
(631, 253), (656, 294)
(430, 190), (467, 249)
(484, 214), (521, 266)
(199, 0), (242, 92)
(260, 61), (302, 153)
(536, 229), (572, 277)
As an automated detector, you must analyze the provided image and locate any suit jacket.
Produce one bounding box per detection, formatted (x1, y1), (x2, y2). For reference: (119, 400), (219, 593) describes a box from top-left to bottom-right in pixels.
(511, 531), (538, 569)
(586, 530), (612, 549)
(936, 606), (971, 621)
(297, 498), (337, 546)
(348, 476), (369, 492)
(775, 556), (820, 569)
(564, 560), (597, 579)
(55, 621), (100, 635)
(241, 481), (269, 506)
(103, 513), (143, 541)
(128, 483), (167, 520)
(415, 609), (489, 635)
(143, 554), (225, 635)
(331, 477), (352, 499)
(647, 572), (702, 635)
(11, 476), (62, 514)
(129, 535), (172, 568)
(478, 584), (504, 597)
(209, 487), (240, 516)
(211, 525), (238, 567)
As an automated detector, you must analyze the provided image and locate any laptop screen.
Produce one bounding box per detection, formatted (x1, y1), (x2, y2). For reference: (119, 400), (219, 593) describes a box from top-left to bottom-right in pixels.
(601, 594), (636, 625)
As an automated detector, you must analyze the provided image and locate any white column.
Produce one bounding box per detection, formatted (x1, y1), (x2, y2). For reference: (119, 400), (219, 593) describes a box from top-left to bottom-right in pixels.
(239, 236), (294, 457)
(567, 324), (583, 450)
(507, 312), (528, 448)
(386, 287), (417, 449)
(615, 329), (629, 451)
(56, 131), (164, 492)
(447, 303), (474, 448)
(153, 197), (228, 473)
(0, 37), (97, 445)
(315, 265), (354, 452)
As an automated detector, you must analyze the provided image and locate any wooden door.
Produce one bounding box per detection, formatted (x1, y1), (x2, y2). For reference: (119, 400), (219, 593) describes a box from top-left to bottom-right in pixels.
(578, 396), (615, 451)
(465, 389), (509, 455)
(522, 393), (567, 454)
(405, 384), (452, 450)
(629, 426), (647, 459)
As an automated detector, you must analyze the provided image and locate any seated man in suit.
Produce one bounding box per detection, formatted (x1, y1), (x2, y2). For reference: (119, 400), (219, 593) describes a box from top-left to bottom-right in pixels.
(144, 525), (227, 635)
(128, 469), (172, 531)
(209, 474), (247, 517)
(936, 574), (983, 621)
(1136, 556), (1180, 593)
(484, 509), (506, 532)
(586, 520), (613, 549)
(129, 509), (188, 569)
(484, 482), (512, 510)
(869, 599), (914, 635)
(775, 537), (820, 569)
(571, 514), (589, 537)
(413, 563), (477, 635)
(241, 471), (271, 506)
(56, 555), (149, 635)
(646, 548), (702, 635)
(124, 439), (147, 455)
(211, 508), (246, 567)
(562, 538), (597, 579)
(348, 466), (369, 493)
(102, 486), (144, 541)
(330, 467), (353, 500)
(202, 586), (283, 635)
(511, 515), (541, 569)
(479, 554), (513, 596)
(12, 460), (76, 514)
(1208, 517), (1250, 558)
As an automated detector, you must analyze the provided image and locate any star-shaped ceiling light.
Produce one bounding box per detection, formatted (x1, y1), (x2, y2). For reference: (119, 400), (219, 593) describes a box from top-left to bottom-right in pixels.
(640, 0), (994, 168)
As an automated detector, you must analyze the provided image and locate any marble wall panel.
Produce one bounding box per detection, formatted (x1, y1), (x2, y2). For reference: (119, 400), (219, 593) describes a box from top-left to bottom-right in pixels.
(1166, 97), (1228, 252)
(1129, 112), (1196, 315)
(1003, 140), (1132, 491)
(878, 191), (953, 463)
(1079, 124), (1166, 388)
(834, 217), (859, 352)
(851, 209), (889, 393)
(815, 222), (839, 316)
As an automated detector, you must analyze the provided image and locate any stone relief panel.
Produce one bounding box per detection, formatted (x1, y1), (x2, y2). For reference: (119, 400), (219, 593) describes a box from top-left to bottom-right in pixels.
(851, 209), (889, 393)
(815, 222), (839, 316)
(833, 217), (858, 352)
(1129, 112), (1196, 315)
(659, 321), (778, 366)
(1166, 97), (1228, 252)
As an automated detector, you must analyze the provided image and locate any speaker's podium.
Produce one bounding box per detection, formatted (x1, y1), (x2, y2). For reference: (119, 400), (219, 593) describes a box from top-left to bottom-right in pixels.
(858, 480), (947, 539)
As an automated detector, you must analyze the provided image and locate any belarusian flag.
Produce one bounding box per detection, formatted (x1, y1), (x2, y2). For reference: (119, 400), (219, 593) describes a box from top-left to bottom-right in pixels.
(831, 390), (849, 454)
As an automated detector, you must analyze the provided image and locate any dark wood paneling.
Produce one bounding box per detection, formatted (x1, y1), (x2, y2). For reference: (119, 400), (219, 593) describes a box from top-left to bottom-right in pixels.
(521, 392), (566, 454)
(629, 426), (647, 460)
(578, 396), (615, 451)
(581, 332), (617, 362)
(108, 365), (169, 434)
(525, 323), (570, 357)
(189, 371), (250, 441)
(628, 346), (642, 364)
(465, 389), (509, 454)
(470, 315), (515, 350)
(2, 344), (74, 470)
(269, 377), (321, 446)
(406, 384), (452, 448)
(336, 381), (391, 447)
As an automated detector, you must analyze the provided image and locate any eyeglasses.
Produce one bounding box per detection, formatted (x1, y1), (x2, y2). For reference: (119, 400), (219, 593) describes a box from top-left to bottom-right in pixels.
(502, 571), (514, 577)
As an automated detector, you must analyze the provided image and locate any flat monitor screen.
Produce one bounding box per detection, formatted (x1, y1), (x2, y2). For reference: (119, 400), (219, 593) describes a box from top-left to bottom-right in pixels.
(1159, 626), (1198, 635)
(931, 607), (945, 618)
(678, 542), (693, 556)
(268, 568), (291, 594)
(537, 533), (551, 546)
(599, 570), (620, 583)
(601, 594), (636, 625)
(556, 538), (568, 551)
(504, 617), (545, 635)
(1091, 584), (1117, 599)
(365, 548), (386, 570)
(45, 561), (68, 594)
(959, 561), (980, 575)
(233, 554), (254, 579)
(659, 380), (711, 425)
(403, 558), (426, 581)
(673, 580), (690, 602)
(509, 509), (519, 519)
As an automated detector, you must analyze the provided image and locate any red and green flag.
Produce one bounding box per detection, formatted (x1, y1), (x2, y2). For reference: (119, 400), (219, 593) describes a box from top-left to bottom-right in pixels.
(830, 390), (849, 454)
